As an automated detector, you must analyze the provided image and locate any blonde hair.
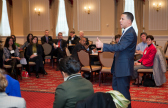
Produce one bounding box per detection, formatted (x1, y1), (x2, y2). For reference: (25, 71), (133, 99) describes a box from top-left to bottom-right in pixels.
(0, 72), (8, 92)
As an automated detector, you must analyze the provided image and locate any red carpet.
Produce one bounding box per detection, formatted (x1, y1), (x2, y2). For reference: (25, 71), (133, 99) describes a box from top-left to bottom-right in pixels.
(21, 91), (168, 108)
(19, 63), (168, 104)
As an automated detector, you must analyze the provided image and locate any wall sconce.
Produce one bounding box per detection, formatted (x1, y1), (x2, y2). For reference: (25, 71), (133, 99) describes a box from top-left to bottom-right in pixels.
(84, 6), (91, 14)
(153, 3), (161, 12)
(34, 8), (41, 16)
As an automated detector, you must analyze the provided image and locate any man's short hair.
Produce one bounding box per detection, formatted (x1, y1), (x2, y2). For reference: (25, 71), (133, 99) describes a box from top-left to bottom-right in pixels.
(59, 57), (80, 75)
(122, 12), (134, 23)
(115, 34), (121, 41)
(70, 31), (75, 34)
(146, 35), (154, 40)
(45, 30), (49, 32)
(140, 32), (147, 37)
(58, 32), (62, 35)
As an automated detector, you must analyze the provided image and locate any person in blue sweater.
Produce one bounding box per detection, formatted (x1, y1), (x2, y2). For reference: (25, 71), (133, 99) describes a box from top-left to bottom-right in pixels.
(0, 69), (21, 97)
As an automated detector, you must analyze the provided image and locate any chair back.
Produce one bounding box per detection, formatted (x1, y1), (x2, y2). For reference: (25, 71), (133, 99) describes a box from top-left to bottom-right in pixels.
(163, 41), (168, 54)
(77, 50), (90, 66)
(42, 43), (52, 55)
(65, 47), (71, 56)
(98, 52), (114, 67)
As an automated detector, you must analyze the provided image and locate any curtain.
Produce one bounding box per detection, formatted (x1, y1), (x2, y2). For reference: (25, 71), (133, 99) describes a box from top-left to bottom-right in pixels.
(115, 0), (123, 35)
(134, 0), (144, 44)
(65, 0), (73, 34)
(7, 0), (13, 35)
(50, 0), (59, 38)
(0, 0), (2, 23)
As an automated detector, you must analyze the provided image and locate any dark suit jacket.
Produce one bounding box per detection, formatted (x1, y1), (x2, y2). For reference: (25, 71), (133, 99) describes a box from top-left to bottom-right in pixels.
(76, 92), (116, 108)
(52, 39), (67, 51)
(53, 74), (94, 108)
(67, 35), (80, 44)
(41, 36), (53, 45)
(26, 44), (43, 60)
(103, 27), (137, 77)
(71, 43), (86, 61)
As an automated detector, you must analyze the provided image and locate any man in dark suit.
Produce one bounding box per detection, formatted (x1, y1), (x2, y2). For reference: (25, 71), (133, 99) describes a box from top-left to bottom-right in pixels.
(67, 31), (80, 45)
(53, 32), (67, 70)
(71, 37), (87, 61)
(41, 30), (53, 45)
(96, 12), (137, 108)
(53, 57), (94, 108)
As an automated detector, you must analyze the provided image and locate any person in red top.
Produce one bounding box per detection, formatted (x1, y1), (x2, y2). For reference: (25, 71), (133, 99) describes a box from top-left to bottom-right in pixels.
(132, 35), (157, 85)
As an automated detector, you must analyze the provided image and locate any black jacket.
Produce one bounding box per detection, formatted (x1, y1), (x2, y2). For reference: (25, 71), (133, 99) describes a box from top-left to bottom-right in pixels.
(26, 44), (43, 60)
(41, 36), (53, 45)
(76, 92), (116, 108)
(71, 43), (86, 61)
(67, 35), (80, 45)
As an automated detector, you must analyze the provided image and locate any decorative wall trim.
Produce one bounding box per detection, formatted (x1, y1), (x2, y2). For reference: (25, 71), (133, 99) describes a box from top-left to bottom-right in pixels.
(149, 0), (168, 30)
(77, 0), (100, 31)
(29, 0), (50, 31)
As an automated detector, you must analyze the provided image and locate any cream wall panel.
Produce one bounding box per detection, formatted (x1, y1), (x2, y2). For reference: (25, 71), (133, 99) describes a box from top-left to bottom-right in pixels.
(77, 0), (100, 31)
(29, 0), (50, 31)
(149, 0), (168, 30)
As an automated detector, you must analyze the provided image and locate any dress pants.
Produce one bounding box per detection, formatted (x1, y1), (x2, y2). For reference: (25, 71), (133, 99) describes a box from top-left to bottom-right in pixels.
(5, 58), (20, 79)
(112, 72), (131, 108)
(53, 48), (65, 62)
(29, 56), (45, 75)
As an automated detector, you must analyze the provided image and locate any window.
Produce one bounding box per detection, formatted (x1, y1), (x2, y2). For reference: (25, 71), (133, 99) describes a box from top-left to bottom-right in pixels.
(0, 0), (11, 36)
(56, 0), (69, 36)
(124, 0), (138, 35)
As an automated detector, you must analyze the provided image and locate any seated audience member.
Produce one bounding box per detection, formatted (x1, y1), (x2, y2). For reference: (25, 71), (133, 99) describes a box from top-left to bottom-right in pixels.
(20, 33), (33, 49)
(53, 32), (67, 70)
(71, 37), (87, 61)
(136, 32), (148, 55)
(0, 69), (21, 97)
(79, 31), (89, 42)
(110, 35), (121, 44)
(41, 30), (53, 45)
(26, 36), (47, 78)
(11, 35), (20, 48)
(53, 57), (94, 108)
(133, 35), (157, 85)
(0, 73), (26, 108)
(115, 34), (121, 44)
(67, 31), (80, 45)
(3, 37), (20, 79)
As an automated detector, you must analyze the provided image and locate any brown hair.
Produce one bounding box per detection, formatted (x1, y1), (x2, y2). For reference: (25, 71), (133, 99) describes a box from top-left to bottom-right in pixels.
(30, 36), (38, 47)
(0, 72), (8, 92)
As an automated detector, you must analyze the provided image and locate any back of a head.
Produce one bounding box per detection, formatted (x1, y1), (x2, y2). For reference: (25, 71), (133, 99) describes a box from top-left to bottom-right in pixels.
(59, 57), (80, 75)
(122, 12), (134, 23)
(0, 72), (8, 92)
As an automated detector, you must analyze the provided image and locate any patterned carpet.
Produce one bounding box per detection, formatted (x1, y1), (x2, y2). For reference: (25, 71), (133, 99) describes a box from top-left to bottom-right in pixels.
(19, 63), (168, 104)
